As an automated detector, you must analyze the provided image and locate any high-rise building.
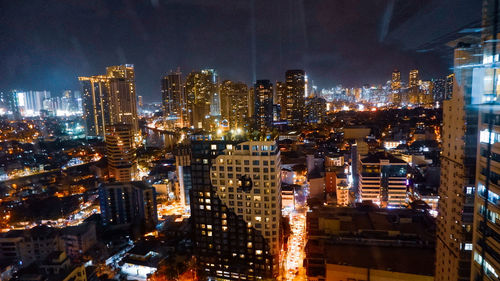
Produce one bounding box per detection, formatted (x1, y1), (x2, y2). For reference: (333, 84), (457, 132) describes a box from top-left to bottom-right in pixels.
(409, 69), (419, 88)
(79, 76), (110, 137)
(471, 2), (500, 278)
(105, 123), (137, 182)
(106, 65), (139, 136)
(137, 95), (143, 108)
(12, 90), (50, 117)
(254, 80), (273, 131)
(432, 78), (446, 103)
(0, 91), (19, 117)
(391, 69), (402, 90)
(445, 74), (454, 100)
(79, 65), (139, 138)
(99, 181), (157, 228)
(359, 152), (408, 208)
(305, 96), (327, 124)
(436, 43), (480, 281)
(275, 81), (286, 120)
(285, 70), (306, 127)
(189, 137), (281, 280)
(220, 80), (249, 130)
(162, 70), (188, 127)
(185, 70), (218, 129)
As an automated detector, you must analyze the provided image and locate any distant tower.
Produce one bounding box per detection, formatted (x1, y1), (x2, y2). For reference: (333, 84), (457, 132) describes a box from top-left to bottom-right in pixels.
(185, 69), (218, 129)
(79, 76), (110, 137)
(409, 69), (419, 87)
(79, 64), (139, 139)
(105, 123), (137, 182)
(162, 70), (186, 127)
(220, 80), (249, 129)
(137, 95), (143, 108)
(285, 70), (306, 127)
(275, 81), (286, 120)
(391, 69), (401, 90)
(254, 80), (274, 131)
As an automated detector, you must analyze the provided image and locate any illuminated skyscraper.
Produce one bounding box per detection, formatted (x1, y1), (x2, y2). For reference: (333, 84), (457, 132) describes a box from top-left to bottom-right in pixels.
(106, 65), (139, 136)
(254, 80), (273, 131)
(409, 69), (419, 87)
(79, 76), (110, 137)
(137, 95), (143, 108)
(285, 69), (306, 127)
(79, 64), (139, 138)
(162, 70), (188, 127)
(190, 138), (281, 279)
(471, 1), (500, 278)
(220, 80), (249, 129)
(185, 69), (218, 129)
(275, 81), (286, 120)
(436, 43), (480, 281)
(105, 123), (137, 182)
(391, 69), (401, 90)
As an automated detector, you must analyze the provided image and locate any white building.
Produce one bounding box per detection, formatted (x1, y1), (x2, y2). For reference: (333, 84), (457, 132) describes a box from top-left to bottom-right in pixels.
(210, 141), (282, 275)
(359, 152), (408, 208)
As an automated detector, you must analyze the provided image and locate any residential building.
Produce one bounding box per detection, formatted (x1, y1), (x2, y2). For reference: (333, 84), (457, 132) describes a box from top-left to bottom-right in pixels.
(285, 70), (306, 127)
(359, 152), (408, 208)
(305, 206), (435, 281)
(436, 42), (479, 281)
(99, 181), (158, 228)
(190, 137), (281, 280)
(105, 123), (136, 182)
(254, 80), (273, 131)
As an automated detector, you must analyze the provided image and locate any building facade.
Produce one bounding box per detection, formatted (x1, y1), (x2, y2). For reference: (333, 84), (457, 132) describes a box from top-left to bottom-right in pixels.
(162, 70), (188, 128)
(190, 137), (281, 280)
(435, 43), (479, 281)
(99, 182), (157, 228)
(254, 80), (273, 132)
(285, 70), (306, 127)
(79, 64), (138, 138)
(359, 152), (408, 208)
(105, 123), (136, 182)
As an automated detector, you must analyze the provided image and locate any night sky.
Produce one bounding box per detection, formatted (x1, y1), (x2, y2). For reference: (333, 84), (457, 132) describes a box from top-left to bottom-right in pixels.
(0, 0), (481, 102)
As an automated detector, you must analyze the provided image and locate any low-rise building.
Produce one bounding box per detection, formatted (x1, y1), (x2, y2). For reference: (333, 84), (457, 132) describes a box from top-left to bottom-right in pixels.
(61, 222), (96, 261)
(0, 226), (62, 267)
(360, 152), (408, 208)
(305, 206), (435, 281)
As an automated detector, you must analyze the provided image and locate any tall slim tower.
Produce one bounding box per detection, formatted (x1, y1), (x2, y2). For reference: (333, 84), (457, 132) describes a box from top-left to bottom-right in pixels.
(79, 76), (110, 137)
(105, 123), (137, 182)
(409, 69), (419, 87)
(254, 80), (273, 132)
(220, 80), (249, 129)
(471, 1), (500, 279)
(391, 69), (401, 90)
(185, 70), (217, 129)
(190, 138), (281, 279)
(435, 43), (480, 281)
(162, 70), (187, 127)
(275, 81), (286, 120)
(285, 70), (306, 127)
(106, 65), (139, 136)
(79, 65), (139, 138)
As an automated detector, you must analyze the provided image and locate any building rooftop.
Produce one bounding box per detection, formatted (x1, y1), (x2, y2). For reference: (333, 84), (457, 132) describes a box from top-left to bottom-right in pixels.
(360, 152), (407, 164)
(307, 241), (434, 276)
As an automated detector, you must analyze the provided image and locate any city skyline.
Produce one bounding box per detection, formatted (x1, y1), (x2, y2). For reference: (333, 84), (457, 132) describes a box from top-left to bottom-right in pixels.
(0, 0), (481, 101)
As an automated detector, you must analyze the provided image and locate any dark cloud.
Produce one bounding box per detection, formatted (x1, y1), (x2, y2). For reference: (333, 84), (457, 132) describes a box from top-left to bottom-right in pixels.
(0, 0), (481, 101)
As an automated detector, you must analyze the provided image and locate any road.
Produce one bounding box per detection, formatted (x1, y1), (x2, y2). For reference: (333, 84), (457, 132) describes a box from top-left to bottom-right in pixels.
(283, 183), (308, 281)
